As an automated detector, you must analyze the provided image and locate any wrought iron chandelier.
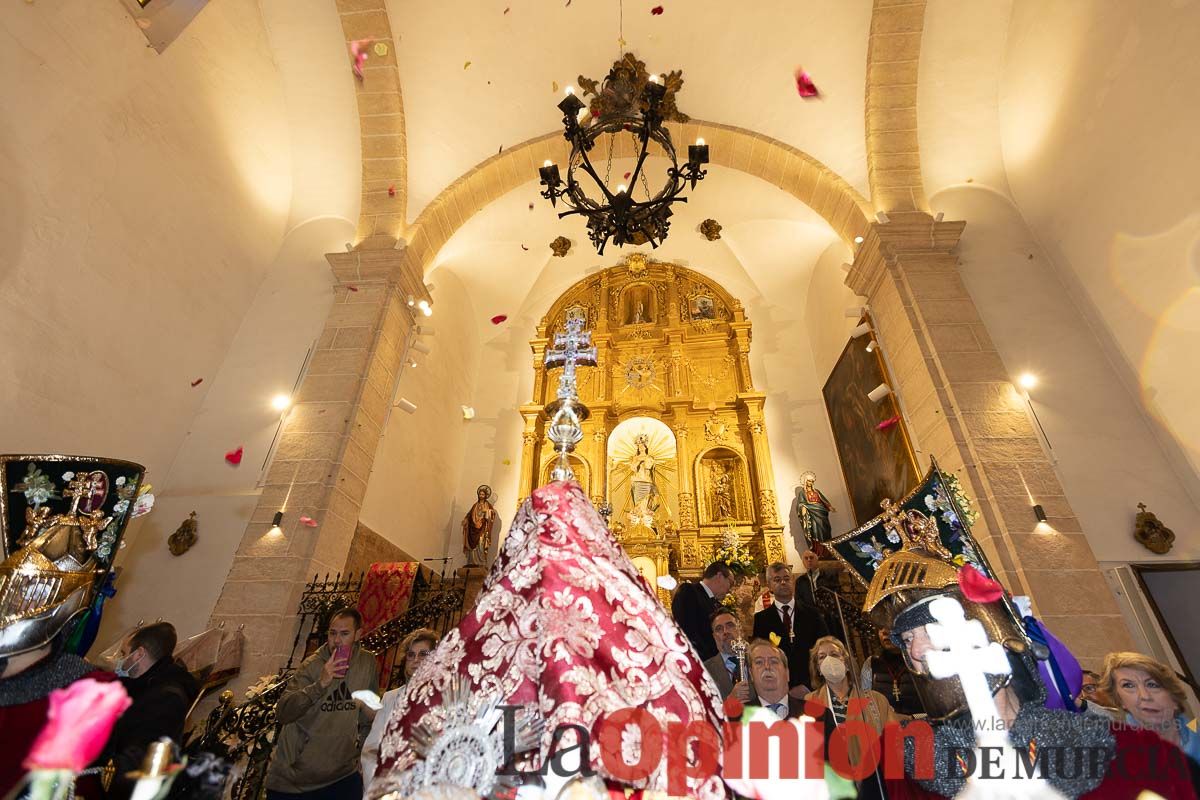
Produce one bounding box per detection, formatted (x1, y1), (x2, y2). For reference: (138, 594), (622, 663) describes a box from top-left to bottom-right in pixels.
(538, 55), (709, 255)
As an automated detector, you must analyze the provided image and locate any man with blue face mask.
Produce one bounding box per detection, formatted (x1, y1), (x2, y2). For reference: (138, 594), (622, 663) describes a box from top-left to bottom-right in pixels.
(96, 622), (199, 799)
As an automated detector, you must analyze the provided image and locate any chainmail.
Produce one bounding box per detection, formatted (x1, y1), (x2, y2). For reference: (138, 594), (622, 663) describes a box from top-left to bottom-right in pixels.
(0, 653), (97, 707)
(903, 703), (1115, 798)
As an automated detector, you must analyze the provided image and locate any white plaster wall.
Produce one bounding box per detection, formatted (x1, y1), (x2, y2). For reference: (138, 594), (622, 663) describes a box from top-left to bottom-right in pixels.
(0, 1), (291, 479)
(98, 218), (348, 647)
(999, 0), (1200, 490)
(934, 185), (1200, 563)
(358, 270), (482, 562)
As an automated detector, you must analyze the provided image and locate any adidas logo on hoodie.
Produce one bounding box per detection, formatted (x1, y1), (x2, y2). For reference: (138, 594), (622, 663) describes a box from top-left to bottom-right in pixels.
(319, 681), (357, 713)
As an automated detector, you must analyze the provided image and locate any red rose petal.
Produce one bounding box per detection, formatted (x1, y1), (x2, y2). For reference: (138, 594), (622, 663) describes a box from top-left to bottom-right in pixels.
(876, 415), (900, 431)
(795, 68), (820, 98)
(387, 185), (396, 197)
(190, 378), (203, 387)
(651, 5), (664, 14)
(224, 446), (244, 466)
(298, 515), (319, 528)
(347, 285), (359, 292)
(958, 564), (1004, 603)
(490, 314), (508, 325)
(623, 171), (631, 179)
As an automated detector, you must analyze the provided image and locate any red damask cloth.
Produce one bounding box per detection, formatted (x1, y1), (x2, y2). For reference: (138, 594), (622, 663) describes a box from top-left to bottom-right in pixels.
(357, 562), (419, 636)
(372, 481), (726, 799)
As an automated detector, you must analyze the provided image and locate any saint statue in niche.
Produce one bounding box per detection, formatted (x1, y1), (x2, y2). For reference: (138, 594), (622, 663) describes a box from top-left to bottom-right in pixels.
(623, 285), (655, 325)
(462, 485), (496, 566)
(627, 435), (661, 525)
(712, 462), (735, 520)
(797, 471), (836, 545)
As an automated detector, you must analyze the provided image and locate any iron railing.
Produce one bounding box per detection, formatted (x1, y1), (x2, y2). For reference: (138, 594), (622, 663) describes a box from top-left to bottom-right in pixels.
(187, 568), (466, 800)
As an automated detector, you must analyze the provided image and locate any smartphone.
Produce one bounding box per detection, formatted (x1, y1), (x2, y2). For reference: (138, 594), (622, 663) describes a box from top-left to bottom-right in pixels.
(334, 644), (351, 669)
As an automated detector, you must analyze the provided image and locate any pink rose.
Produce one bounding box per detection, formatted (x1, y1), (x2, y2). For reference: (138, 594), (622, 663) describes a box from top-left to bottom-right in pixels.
(23, 679), (131, 772)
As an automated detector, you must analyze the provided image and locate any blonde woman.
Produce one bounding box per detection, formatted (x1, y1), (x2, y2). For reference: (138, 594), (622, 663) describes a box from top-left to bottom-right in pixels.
(1102, 651), (1199, 766)
(361, 628), (439, 789)
(805, 635), (894, 800)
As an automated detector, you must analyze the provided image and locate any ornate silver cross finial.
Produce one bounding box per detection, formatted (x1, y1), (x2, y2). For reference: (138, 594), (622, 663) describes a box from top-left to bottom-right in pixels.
(543, 309), (596, 482)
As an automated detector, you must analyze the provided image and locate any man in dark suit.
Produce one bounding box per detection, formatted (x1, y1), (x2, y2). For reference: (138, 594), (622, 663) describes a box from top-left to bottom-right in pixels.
(748, 639), (805, 719)
(795, 549), (839, 608)
(753, 561), (829, 693)
(671, 561), (734, 661)
(701, 609), (755, 702)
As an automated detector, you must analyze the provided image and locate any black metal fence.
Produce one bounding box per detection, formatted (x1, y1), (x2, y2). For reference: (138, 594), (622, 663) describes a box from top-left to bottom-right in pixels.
(189, 564), (466, 800)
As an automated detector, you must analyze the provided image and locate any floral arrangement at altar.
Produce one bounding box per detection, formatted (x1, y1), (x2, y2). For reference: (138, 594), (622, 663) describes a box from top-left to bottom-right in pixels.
(712, 524), (759, 582)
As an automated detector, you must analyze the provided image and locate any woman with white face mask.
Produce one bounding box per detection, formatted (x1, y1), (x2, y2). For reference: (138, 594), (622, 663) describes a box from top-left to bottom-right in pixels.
(805, 636), (896, 800)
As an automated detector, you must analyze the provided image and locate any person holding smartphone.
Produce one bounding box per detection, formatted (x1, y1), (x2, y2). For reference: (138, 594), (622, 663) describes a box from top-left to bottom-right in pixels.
(266, 608), (379, 800)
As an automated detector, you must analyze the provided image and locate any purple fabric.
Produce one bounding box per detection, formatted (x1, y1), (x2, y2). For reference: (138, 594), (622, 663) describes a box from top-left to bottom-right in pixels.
(1026, 616), (1083, 711)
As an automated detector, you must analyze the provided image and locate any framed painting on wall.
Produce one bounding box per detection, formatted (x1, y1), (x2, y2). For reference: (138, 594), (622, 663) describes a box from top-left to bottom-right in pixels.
(821, 323), (919, 525)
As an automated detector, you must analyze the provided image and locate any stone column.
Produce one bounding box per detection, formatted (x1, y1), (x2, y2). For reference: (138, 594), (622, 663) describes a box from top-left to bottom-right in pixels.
(845, 213), (1133, 663)
(208, 248), (429, 684)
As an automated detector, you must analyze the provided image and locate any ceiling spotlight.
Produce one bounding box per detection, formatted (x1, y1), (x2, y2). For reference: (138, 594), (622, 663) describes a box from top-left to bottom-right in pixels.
(462, 405), (476, 420)
(935, 211), (945, 223)
(409, 360), (418, 368)
(271, 394), (292, 411)
(344, 243), (353, 252)
(406, 294), (416, 307)
(1017, 372), (1038, 390)
(875, 211), (890, 224)
(412, 339), (432, 355)
(866, 340), (877, 353)
(395, 397), (417, 414)
(850, 321), (872, 339)
(840, 262), (852, 273)
(269, 511), (284, 536)
(417, 299), (433, 317)
(867, 383), (892, 403)
(854, 236), (864, 245)
(415, 323), (434, 336)
(845, 307), (863, 318)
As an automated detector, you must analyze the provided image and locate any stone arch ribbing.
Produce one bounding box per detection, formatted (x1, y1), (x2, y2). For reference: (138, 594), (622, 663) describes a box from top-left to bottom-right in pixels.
(398, 121), (871, 276)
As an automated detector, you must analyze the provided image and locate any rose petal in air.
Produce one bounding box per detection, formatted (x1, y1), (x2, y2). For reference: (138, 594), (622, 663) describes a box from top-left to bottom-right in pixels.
(795, 68), (820, 98)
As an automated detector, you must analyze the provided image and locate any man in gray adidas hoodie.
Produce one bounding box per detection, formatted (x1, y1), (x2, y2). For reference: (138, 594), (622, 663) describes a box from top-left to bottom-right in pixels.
(266, 608), (379, 800)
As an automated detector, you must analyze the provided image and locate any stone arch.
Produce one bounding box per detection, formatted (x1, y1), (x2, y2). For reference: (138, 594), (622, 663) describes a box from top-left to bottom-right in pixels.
(397, 121), (872, 276)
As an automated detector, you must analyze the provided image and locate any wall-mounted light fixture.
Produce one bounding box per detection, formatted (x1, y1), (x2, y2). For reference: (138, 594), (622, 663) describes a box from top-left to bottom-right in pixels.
(866, 340), (877, 353)
(271, 394), (292, 411)
(412, 340), (432, 355)
(875, 211), (890, 224)
(851, 321), (872, 339)
(269, 511), (284, 535)
(1018, 372), (1038, 391)
(395, 397), (417, 414)
(868, 383), (892, 403)
(1032, 504), (1047, 524)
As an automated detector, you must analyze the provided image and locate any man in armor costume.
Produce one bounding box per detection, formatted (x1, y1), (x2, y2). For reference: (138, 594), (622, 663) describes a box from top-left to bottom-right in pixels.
(841, 471), (1197, 799)
(0, 455), (149, 796)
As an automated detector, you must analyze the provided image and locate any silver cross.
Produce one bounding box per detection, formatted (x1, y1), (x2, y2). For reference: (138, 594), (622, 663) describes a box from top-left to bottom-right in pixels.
(543, 309), (596, 481)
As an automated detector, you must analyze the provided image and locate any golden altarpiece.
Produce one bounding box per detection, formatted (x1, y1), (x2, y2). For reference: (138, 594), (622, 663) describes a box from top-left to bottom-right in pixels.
(517, 254), (787, 590)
